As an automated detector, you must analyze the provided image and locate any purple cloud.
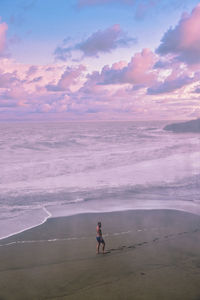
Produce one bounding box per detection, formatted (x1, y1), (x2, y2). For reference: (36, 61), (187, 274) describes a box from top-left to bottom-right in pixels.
(0, 70), (18, 87)
(193, 86), (200, 93)
(54, 24), (136, 61)
(153, 60), (172, 69)
(147, 75), (195, 95)
(26, 66), (38, 77)
(29, 76), (43, 83)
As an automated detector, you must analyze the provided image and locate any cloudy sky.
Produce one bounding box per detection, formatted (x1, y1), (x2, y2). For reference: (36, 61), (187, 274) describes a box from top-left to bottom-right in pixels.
(0, 0), (200, 121)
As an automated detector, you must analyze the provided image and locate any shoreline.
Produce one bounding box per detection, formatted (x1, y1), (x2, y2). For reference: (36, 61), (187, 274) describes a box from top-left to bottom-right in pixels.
(1, 205), (200, 243)
(1, 209), (200, 299)
(0, 206), (52, 242)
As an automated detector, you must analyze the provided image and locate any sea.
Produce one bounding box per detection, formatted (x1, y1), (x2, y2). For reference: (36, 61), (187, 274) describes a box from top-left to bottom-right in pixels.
(0, 121), (200, 239)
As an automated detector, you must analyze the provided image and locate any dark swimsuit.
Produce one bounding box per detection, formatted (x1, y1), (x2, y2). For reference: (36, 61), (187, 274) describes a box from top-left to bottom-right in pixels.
(96, 228), (105, 244)
(96, 236), (105, 243)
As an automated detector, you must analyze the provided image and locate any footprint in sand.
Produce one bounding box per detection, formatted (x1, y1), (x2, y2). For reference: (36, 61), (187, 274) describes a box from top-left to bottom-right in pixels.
(153, 238), (159, 242)
(137, 242), (148, 246)
(127, 245), (135, 249)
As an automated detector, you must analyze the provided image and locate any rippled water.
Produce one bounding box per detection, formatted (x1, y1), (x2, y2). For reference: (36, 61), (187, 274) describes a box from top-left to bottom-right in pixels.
(0, 121), (200, 239)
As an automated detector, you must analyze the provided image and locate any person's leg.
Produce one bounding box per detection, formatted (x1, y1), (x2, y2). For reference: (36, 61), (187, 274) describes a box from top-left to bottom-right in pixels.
(102, 241), (105, 253)
(96, 242), (100, 254)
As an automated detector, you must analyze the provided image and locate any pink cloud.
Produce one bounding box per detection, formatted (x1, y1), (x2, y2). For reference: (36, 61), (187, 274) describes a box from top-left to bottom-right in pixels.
(0, 44), (198, 120)
(58, 65), (86, 88)
(0, 60), (76, 113)
(0, 84), (28, 108)
(0, 21), (8, 54)
(111, 61), (128, 70)
(157, 4), (200, 65)
(122, 48), (156, 85)
(46, 65), (86, 91)
(92, 48), (156, 86)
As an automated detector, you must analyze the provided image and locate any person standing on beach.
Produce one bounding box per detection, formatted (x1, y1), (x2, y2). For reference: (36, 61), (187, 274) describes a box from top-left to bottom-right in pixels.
(96, 222), (105, 254)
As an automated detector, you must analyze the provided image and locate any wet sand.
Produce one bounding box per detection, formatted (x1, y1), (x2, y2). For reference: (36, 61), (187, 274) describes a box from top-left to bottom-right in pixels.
(1, 209), (200, 299)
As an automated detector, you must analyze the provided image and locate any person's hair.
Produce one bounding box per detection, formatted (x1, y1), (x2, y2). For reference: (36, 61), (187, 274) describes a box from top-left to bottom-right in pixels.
(98, 222), (101, 226)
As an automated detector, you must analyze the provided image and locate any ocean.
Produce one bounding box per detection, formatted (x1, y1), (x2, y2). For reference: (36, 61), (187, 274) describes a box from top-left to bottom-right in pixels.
(0, 121), (200, 239)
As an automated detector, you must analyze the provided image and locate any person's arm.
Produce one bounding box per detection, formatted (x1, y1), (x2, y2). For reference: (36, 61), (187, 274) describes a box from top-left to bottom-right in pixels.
(96, 226), (99, 236)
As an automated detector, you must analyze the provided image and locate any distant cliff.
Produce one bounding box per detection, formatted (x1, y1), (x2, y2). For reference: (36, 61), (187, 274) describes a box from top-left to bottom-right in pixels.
(164, 118), (200, 133)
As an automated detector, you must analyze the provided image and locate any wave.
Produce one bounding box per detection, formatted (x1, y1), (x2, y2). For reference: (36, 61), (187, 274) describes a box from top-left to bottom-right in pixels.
(0, 206), (51, 241)
(1, 198), (200, 242)
(1, 121), (200, 241)
(1, 173), (200, 238)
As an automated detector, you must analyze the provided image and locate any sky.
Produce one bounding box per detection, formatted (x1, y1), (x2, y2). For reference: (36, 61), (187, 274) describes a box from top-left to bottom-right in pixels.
(0, 0), (200, 121)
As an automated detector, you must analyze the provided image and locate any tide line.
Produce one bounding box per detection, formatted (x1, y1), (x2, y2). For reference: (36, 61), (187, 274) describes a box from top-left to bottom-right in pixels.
(0, 206), (52, 242)
(0, 229), (144, 248)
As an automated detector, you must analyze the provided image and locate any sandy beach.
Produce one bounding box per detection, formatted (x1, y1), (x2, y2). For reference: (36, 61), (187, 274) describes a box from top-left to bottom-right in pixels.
(0, 209), (200, 300)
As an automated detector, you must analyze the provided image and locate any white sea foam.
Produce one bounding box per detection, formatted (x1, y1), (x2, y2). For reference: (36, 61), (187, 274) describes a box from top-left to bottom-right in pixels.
(0, 121), (200, 240)
(0, 205), (52, 241)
